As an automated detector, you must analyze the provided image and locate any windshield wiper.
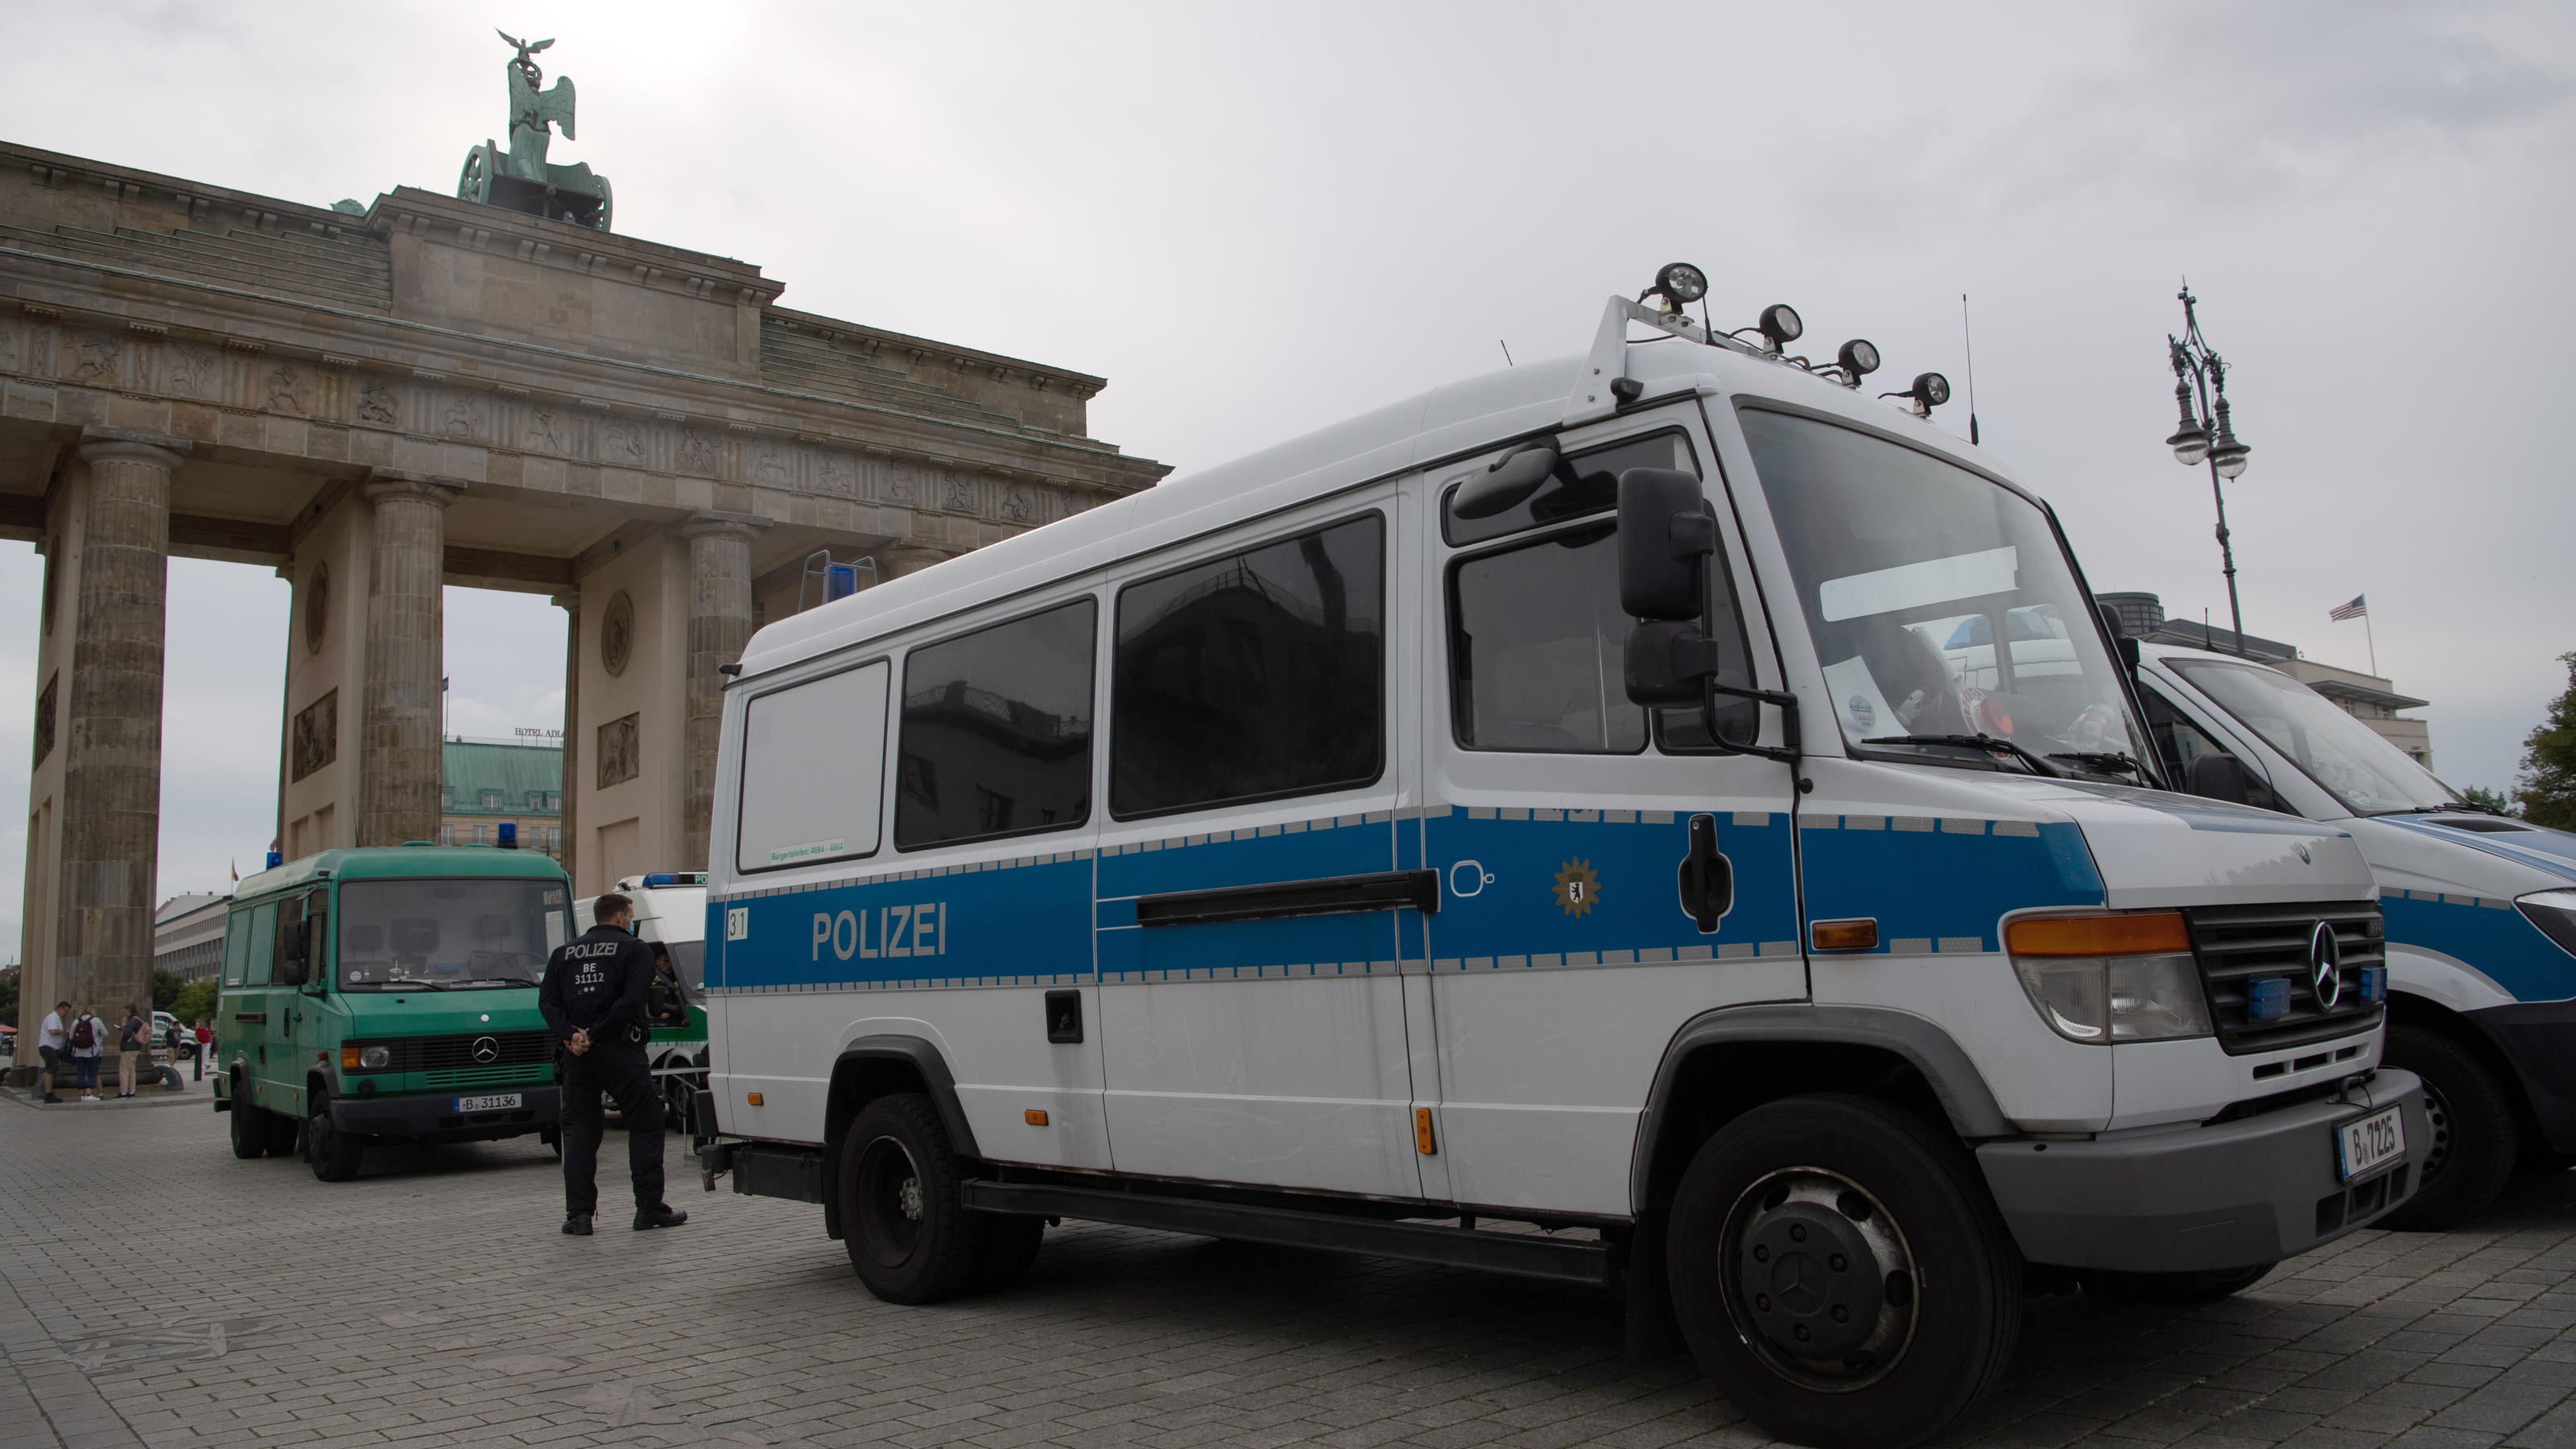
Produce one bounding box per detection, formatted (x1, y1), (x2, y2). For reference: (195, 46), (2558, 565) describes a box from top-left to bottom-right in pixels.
(454, 977), (539, 989)
(2371, 802), (2489, 817)
(1863, 733), (2062, 777)
(2049, 749), (2153, 783)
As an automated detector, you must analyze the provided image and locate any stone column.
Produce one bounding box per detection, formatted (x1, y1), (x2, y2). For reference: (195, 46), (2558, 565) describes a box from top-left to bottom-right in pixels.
(56, 427), (188, 1013)
(357, 472), (460, 848)
(679, 512), (762, 871)
(553, 590), (580, 884)
(878, 544), (952, 581)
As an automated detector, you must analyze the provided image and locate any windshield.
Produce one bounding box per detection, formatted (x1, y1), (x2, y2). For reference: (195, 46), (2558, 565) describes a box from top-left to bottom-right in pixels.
(662, 939), (704, 992)
(2166, 658), (2457, 815)
(1744, 409), (2148, 774)
(337, 879), (572, 989)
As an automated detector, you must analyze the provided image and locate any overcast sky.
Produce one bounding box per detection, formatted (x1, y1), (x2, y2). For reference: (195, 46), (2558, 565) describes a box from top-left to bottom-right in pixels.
(2, 2), (2571, 953)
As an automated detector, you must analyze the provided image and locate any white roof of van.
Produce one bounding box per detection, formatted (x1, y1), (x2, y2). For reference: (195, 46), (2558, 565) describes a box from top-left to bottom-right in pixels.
(737, 319), (2009, 683)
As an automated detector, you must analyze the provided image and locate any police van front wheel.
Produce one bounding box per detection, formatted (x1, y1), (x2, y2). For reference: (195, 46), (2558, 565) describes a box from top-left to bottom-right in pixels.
(228, 1084), (270, 1159)
(1667, 1095), (2024, 1449)
(839, 1093), (1007, 1304)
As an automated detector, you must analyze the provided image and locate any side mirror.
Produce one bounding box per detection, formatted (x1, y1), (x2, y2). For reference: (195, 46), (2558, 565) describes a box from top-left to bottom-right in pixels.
(1451, 445), (1559, 520)
(1617, 468), (1714, 620)
(2187, 753), (2254, 805)
(2095, 601), (2143, 674)
(1624, 621), (1719, 705)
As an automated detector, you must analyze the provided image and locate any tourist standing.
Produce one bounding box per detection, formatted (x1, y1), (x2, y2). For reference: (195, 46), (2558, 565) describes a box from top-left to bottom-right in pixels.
(68, 1007), (105, 1100)
(193, 1020), (213, 1081)
(116, 1004), (147, 1098)
(35, 1000), (69, 1104)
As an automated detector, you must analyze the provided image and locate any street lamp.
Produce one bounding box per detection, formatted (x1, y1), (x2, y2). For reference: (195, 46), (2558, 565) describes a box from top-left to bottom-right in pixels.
(2163, 283), (2253, 654)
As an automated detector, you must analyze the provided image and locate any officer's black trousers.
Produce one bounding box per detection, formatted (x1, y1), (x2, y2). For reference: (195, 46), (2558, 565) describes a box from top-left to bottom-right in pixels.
(560, 1042), (664, 1216)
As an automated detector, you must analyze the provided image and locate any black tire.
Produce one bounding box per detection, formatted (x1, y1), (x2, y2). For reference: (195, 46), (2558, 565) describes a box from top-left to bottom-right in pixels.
(229, 1084), (270, 1159)
(2380, 1023), (2518, 1231)
(1667, 1096), (2023, 1449)
(978, 1215), (1046, 1292)
(304, 1092), (365, 1183)
(837, 1092), (993, 1304)
(263, 1106), (302, 1158)
(2086, 1262), (2273, 1302)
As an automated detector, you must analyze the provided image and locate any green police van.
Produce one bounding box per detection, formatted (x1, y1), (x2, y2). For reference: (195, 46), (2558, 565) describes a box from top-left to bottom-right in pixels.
(213, 844), (572, 1181)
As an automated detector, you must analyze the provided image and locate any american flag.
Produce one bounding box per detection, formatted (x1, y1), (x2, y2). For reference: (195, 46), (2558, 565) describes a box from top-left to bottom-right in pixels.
(2329, 595), (2368, 621)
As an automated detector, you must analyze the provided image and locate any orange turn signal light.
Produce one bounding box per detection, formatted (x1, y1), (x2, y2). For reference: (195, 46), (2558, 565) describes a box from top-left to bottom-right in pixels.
(1025, 1108), (1050, 1126)
(1414, 1107), (1437, 1155)
(745, 1092), (764, 1106)
(2004, 912), (2190, 958)
(340, 1046), (359, 1071)
(1810, 918), (1879, 952)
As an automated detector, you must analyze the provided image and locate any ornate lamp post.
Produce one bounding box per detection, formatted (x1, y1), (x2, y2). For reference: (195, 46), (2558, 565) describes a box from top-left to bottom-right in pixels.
(2162, 283), (2252, 654)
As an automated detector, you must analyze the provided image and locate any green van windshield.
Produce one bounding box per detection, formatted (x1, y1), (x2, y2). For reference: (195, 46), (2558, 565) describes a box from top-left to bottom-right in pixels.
(338, 878), (572, 989)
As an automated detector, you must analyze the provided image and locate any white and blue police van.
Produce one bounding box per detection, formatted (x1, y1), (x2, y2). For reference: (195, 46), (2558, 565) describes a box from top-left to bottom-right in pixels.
(2133, 641), (2576, 1230)
(694, 270), (2425, 1449)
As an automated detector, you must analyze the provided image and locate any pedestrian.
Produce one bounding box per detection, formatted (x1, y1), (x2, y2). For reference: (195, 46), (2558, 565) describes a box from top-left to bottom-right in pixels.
(646, 942), (692, 1028)
(116, 1003), (147, 1098)
(34, 1000), (69, 1104)
(539, 892), (687, 1236)
(68, 1006), (105, 1100)
(192, 1019), (213, 1081)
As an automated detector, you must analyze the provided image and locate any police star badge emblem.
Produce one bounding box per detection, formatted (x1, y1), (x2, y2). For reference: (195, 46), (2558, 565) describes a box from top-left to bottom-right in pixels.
(1553, 859), (1601, 918)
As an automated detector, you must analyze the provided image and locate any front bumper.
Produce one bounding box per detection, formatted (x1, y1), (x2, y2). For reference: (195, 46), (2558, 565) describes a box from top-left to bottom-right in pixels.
(328, 1085), (561, 1141)
(1977, 1069), (2426, 1273)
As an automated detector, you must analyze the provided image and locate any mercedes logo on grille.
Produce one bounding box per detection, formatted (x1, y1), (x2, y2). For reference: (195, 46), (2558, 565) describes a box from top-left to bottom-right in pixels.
(2308, 923), (2343, 1009)
(469, 1035), (501, 1064)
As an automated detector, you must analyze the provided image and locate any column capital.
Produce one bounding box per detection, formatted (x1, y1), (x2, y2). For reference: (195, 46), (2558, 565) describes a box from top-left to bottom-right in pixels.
(361, 469), (467, 507)
(676, 509), (772, 543)
(551, 591), (580, 613)
(76, 426), (192, 470)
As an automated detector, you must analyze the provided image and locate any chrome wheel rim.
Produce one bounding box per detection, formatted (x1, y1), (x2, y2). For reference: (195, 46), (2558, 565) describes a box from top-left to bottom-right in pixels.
(1717, 1167), (1920, 1392)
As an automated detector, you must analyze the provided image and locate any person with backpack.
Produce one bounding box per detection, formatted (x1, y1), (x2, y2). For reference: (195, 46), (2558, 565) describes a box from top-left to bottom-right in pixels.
(68, 1007), (105, 1100)
(116, 1004), (147, 1098)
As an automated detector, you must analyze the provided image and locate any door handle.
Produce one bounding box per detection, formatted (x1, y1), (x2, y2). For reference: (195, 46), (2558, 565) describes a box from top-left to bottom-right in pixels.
(1676, 813), (1732, 933)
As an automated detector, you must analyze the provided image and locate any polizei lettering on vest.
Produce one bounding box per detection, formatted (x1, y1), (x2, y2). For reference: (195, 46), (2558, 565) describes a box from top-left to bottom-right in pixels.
(810, 903), (947, 962)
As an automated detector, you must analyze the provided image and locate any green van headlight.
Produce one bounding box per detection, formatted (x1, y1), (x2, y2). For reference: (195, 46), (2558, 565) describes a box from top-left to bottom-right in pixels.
(359, 1045), (391, 1070)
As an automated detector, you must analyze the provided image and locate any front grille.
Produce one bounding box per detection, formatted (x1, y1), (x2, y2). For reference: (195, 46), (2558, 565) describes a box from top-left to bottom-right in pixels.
(2186, 901), (2384, 1055)
(348, 1030), (554, 1074)
(424, 1064), (551, 1089)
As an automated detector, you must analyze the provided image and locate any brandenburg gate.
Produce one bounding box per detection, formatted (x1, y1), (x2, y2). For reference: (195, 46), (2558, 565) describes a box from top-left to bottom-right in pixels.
(0, 47), (1167, 1028)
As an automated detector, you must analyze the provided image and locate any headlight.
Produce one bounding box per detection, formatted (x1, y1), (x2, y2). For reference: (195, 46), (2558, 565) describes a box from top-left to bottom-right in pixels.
(2518, 889), (2576, 958)
(2005, 912), (2214, 1044)
(359, 1045), (391, 1071)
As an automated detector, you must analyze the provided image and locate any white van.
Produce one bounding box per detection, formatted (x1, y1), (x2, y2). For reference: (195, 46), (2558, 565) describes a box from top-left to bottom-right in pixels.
(695, 277), (2424, 1449)
(575, 873), (708, 1117)
(2133, 642), (2576, 1228)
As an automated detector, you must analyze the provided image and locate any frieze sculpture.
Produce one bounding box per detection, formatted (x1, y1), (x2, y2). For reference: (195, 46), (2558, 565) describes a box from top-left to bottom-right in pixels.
(456, 31), (613, 231)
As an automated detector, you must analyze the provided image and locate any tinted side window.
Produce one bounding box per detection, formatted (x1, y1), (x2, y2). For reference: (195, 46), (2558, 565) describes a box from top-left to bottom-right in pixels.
(1113, 514), (1385, 817)
(1451, 521), (1645, 753)
(221, 911), (253, 987)
(2143, 686), (2240, 782)
(244, 903), (277, 986)
(895, 599), (1096, 850)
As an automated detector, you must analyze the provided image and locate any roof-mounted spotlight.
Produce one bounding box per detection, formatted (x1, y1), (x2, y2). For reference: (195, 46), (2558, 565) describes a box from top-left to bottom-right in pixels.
(1738, 303), (1802, 355)
(1881, 371), (1951, 419)
(1820, 338), (1880, 388)
(1641, 262), (1708, 315)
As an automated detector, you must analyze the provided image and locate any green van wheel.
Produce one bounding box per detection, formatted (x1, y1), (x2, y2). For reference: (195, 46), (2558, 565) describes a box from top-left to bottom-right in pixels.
(229, 1088), (270, 1159)
(304, 1092), (365, 1182)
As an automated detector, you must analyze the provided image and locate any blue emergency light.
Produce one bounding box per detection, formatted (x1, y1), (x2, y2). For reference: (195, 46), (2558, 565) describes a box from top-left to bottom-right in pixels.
(2246, 977), (2291, 1022)
(825, 562), (860, 602)
(640, 872), (707, 888)
(2359, 965), (2387, 1004)
(265, 849), (283, 869)
(498, 822), (518, 849)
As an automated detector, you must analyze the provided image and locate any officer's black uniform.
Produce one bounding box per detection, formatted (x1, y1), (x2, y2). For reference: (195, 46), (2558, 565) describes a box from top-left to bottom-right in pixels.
(539, 921), (679, 1229)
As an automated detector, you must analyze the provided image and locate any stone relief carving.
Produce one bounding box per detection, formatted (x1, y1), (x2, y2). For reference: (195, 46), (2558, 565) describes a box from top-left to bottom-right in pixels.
(600, 590), (634, 676)
(0, 317), (18, 369)
(1001, 484), (1034, 524)
(597, 712), (640, 789)
(526, 407), (566, 452)
(819, 451), (858, 497)
(165, 345), (218, 398)
(886, 462), (918, 504)
(677, 428), (716, 475)
(603, 419), (646, 464)
(357, 376), (398, 424)
(263, 363), (307, 413)
(291, 689), (338, 782)
(31, 671), (56, 769)
(751, 441), (790, 485)
(941, 473), (976, 513)
(304, 562), (329, 654)
(439, 390), (484, 438)
(72, 332), (122, 382)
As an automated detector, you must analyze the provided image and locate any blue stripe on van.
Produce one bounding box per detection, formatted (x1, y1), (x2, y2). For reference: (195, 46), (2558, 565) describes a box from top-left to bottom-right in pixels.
(1797, 817), (2104, 954)
(2384, 891), (2576, 1005)
(710, 853), (1095, 993)
(1098, 811), (1396, 982)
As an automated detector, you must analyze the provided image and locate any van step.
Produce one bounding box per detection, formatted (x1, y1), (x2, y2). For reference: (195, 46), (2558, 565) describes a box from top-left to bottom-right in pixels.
(960, 1179), (1616, 1286)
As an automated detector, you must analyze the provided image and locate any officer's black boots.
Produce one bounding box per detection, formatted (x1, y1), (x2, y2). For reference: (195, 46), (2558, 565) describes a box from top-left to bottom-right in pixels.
(634, 1203), (688, 1232)
(562, 1213), (593, 1236)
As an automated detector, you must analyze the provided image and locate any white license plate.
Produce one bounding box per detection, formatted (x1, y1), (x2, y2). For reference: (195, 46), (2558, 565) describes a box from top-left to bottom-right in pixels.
(2336, 1105), (2405, 1182)
(454, 1092), (523, 1113)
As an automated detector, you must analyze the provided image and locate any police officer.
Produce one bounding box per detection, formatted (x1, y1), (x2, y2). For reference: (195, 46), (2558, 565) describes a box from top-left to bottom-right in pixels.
(540, 892), (688, 1235)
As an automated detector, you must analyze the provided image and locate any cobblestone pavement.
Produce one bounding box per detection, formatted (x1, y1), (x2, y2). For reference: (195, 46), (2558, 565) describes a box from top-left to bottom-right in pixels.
(3, 1096), (2574, 1449)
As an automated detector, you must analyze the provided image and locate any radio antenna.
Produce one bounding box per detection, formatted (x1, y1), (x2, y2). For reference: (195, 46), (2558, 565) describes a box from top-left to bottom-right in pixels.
(1499, 339), (1514, 367)
(1961, 293), (1980, 445)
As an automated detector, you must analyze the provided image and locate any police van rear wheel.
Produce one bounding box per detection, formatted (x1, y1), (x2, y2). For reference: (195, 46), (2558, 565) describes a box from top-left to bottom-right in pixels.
(229, 1083), (269, 1159)
(1668, 1095), (2023, 1449)
(840, 1093), (992, 1304)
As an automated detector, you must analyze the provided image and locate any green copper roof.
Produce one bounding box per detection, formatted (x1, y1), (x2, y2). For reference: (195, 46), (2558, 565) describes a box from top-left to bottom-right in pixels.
(442, 741), (563, 816)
